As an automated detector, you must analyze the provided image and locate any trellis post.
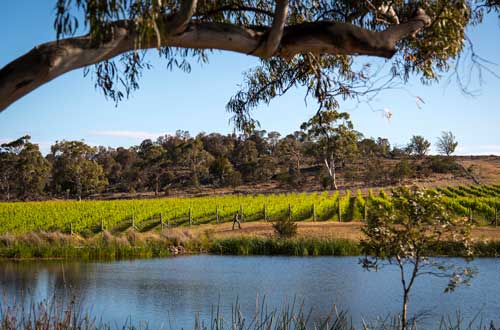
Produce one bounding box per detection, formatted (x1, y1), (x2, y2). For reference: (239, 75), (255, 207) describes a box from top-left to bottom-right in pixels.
(288, 203), (292, 221)
(312, 204), (316, 222)
(264, 204), (267, 222)
(240, 205), (244, 222)
(364, 202), (368, 222)
(216, 206), (219, 224)
(100, 219), (104, 232)
(189, 207), (192, 226)
(160, 213), (164, 230)
(338, 201), (342, 222)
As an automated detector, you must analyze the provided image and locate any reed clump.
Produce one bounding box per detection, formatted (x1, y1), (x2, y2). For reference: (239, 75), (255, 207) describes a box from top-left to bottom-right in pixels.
(1, 231), (499, 260)
(0, 295), (496, 330)
(209, 237), (361, 256)
(0, 230), (176, 260)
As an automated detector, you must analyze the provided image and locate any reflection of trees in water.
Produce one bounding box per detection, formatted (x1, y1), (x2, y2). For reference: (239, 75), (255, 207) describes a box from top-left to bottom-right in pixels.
(0, 261), (91, 306)
(1, 262), (39, 305)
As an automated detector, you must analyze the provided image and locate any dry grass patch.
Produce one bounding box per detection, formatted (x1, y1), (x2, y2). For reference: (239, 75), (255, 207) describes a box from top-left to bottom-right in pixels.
(179, 221), (500, 242)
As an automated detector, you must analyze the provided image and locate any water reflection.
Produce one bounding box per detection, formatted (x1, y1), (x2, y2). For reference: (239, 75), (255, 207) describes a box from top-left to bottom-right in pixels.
(1, 256), (499, 329)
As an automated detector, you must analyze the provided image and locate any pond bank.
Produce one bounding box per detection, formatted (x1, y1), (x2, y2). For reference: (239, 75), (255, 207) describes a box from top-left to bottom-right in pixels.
(1, 226), (500, 259)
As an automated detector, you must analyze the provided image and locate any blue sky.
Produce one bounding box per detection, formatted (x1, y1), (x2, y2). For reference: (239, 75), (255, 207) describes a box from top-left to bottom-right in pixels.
(1, 1), (499, 155)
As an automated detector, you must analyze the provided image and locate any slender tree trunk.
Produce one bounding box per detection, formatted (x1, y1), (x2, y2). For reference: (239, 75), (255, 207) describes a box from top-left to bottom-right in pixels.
(324, 156), (338, 190)
(332, 162), (338, 190)
(401, 291), (408, 330)
(398, 257), (419, 330)
(76, 175), (82, 201)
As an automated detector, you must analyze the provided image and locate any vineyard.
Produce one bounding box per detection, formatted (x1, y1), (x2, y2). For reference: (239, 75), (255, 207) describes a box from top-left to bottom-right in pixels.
(0, 185), (499, 235)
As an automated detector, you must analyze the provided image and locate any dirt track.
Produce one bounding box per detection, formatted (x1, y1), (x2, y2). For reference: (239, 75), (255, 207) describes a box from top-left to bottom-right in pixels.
(184, 221), (500, 242)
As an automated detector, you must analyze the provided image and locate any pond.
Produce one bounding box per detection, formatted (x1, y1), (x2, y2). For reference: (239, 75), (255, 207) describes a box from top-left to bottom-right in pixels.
(1, 256), (499, 329)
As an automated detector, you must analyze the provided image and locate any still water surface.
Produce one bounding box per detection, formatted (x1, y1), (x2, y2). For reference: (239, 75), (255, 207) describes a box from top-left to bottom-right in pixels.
(1, 256), (499, 328)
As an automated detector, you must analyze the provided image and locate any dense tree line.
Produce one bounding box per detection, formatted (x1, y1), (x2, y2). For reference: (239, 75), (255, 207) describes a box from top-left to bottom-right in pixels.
(0, 119), (461, 201)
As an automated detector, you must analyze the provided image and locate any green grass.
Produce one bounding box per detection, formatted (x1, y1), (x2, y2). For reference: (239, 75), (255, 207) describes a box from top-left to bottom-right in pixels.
(0, 231), (174, 260)
(1, 230), (499, 260)
(209, 237), (361, 256)
(209, 237), (500, 258)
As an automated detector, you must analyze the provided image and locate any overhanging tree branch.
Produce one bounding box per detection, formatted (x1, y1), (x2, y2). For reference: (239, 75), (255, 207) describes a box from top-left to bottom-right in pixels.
(257, 0), (289, 59)
(0, 7), (431, 113)
(165, 0), (199, 35)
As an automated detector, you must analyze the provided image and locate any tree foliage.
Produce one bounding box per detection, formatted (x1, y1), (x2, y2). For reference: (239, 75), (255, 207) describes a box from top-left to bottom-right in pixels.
(0, 129), (472, 201)
(301, 110), (358, 189)
(50, 140), (108, 200)
(406, 135), (431, 157)
(1, 1), (499, 128)
(0, 136), (50, 200)
(436, 131), (459, 156)
(360, 186), (475, 329)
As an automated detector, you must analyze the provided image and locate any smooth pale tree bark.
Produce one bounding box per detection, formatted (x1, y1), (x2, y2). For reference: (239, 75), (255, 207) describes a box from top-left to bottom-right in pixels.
(256, 0), (289, 59)
(164, 0), (199, 35)
(323, 156), (338, 190)
(0, 4), (430, 112)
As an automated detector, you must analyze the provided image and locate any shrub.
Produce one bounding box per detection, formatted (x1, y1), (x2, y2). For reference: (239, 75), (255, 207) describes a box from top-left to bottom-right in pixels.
(425, 156), (461, 173)
(276, 170), (302, 188)
(226, 170), (242, 187)
(320, 175), (334, 190)
(364, 158), (389, 186)
(272, 218), (298, 238)
(391, 158), (415, 183)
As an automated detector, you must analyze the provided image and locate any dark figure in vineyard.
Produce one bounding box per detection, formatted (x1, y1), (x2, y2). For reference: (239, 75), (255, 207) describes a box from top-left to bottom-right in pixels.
(232, 211), (242, 230)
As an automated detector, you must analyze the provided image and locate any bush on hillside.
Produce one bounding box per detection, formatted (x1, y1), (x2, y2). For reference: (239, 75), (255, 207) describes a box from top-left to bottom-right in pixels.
(425, 156), (461, 174)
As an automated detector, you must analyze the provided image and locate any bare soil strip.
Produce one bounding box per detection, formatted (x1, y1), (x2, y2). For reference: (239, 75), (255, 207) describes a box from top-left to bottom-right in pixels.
(183, 221), (500, 242)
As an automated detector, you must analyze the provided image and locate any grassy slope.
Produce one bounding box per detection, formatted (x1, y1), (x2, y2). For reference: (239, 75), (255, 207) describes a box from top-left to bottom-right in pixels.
(92, 156), (500, 200)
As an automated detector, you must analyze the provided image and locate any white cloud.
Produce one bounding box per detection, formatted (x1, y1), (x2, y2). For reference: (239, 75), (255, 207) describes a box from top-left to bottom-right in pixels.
(89, 130), (166, 140)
